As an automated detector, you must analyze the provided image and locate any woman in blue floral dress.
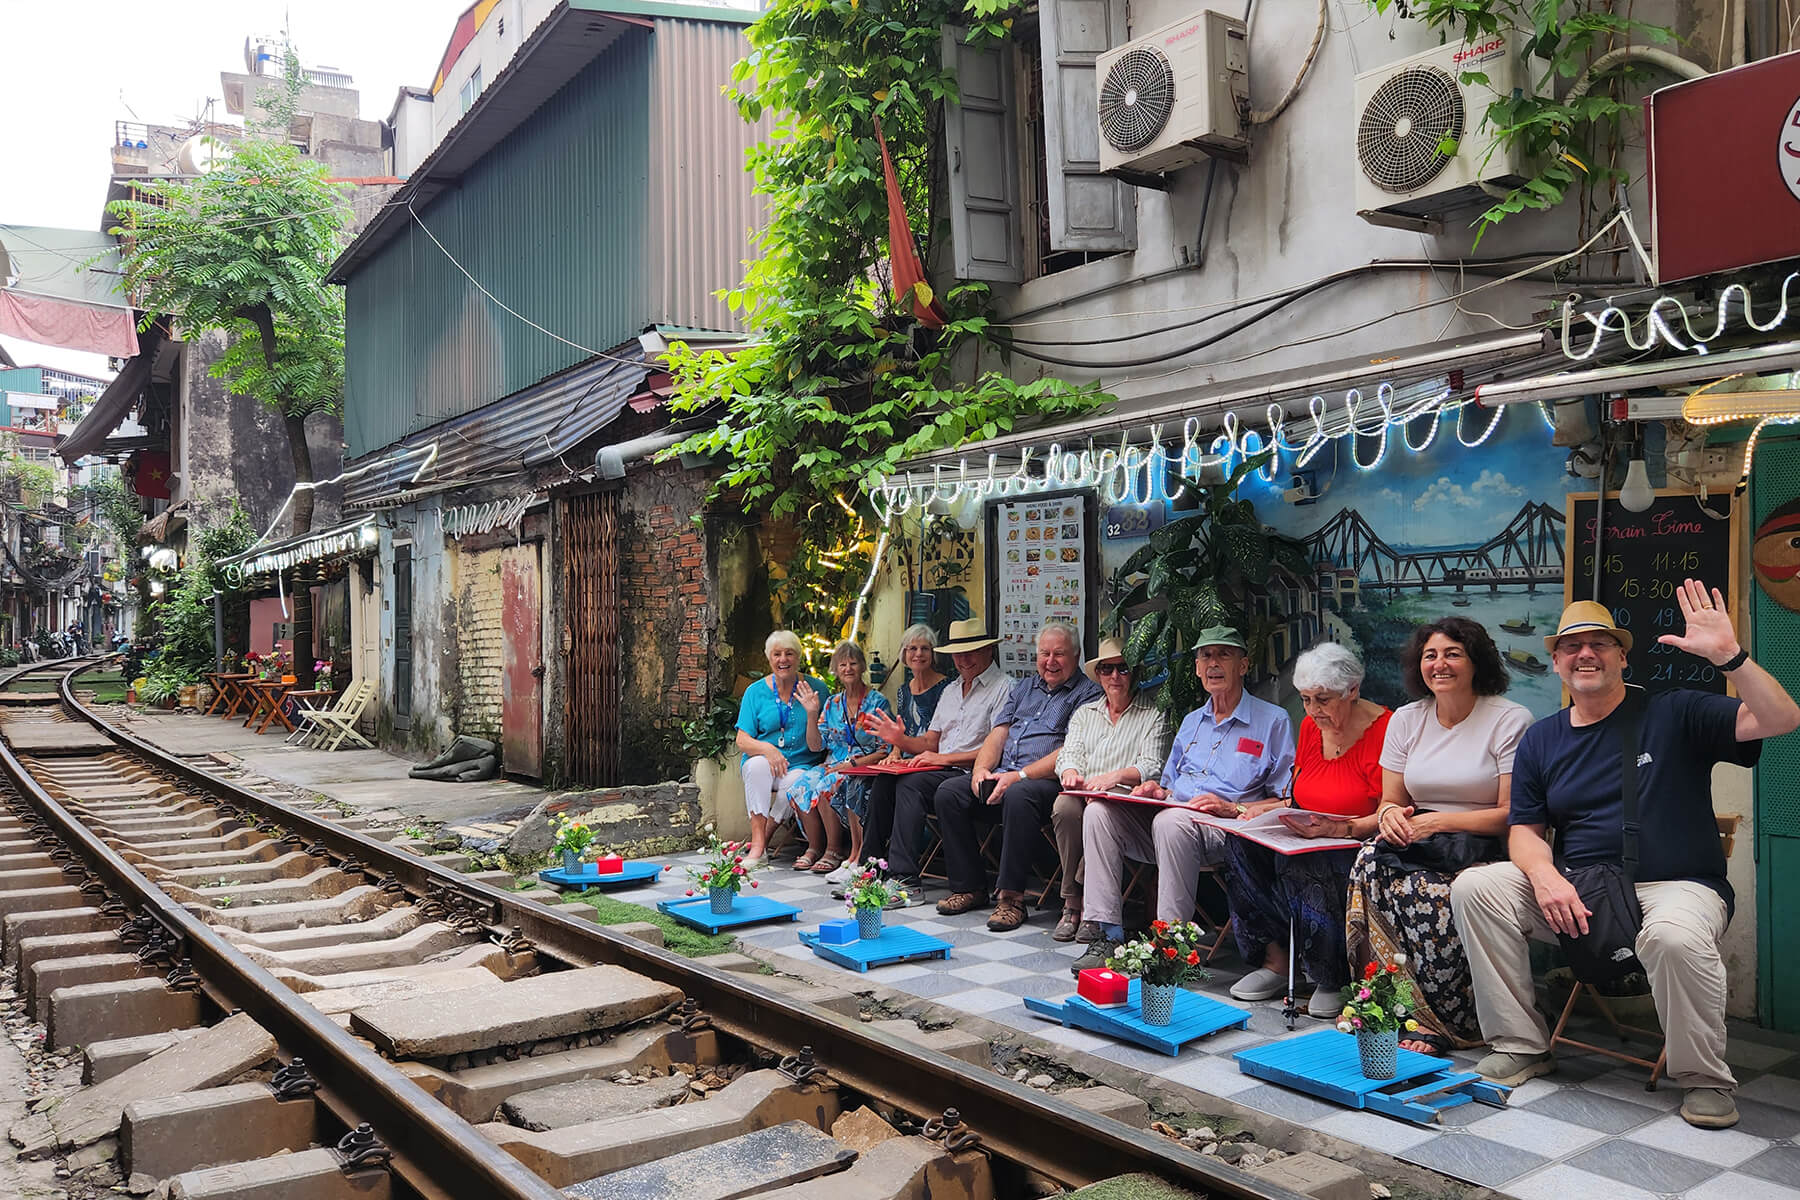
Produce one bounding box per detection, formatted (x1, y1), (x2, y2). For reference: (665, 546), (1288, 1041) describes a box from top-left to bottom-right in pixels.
(788, 641), (891, 880)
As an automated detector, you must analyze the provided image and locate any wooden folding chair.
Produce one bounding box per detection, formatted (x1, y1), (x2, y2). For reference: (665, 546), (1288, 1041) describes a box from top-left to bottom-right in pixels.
(292, 680), (370, 748)
(303, 680), (377, 751)
(1548, 814), (1740, 1088)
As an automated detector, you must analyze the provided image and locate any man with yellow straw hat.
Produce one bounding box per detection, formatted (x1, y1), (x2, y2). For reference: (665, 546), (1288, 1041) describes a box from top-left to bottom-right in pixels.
(1452, 582), (1800, 1130)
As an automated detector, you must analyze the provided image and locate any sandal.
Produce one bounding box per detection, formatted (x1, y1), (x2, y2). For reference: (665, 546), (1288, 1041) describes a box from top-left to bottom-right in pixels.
(1401, 1029), (1451, 1057)
(811, 850), (844, 874)
(793, 852), (820, 871)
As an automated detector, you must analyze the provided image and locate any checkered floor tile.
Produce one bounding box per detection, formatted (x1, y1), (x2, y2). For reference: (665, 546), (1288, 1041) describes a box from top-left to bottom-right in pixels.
(624, 852), (1800, 1200)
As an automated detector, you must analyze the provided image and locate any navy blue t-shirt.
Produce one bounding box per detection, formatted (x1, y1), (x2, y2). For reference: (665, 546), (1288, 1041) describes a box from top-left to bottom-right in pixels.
(1509, 688), (1758, 911)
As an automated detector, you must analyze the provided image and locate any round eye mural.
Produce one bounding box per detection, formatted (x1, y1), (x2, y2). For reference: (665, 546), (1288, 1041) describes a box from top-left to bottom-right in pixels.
(1753, 498), (1800, 612)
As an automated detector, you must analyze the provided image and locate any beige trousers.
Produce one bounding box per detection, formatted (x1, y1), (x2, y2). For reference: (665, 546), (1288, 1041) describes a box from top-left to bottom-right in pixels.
(1051, 793), (1086, 906)
(1080, 800), (1228, 926)
(1450, 861), (1735, 1089)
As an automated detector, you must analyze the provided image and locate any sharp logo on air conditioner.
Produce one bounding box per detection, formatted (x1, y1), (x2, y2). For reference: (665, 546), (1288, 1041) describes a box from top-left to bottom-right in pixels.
(1453, 37), (1507, 63)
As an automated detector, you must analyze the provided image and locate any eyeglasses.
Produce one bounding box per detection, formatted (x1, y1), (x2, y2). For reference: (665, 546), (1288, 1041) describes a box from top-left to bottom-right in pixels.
(1299, 692), (1343, 708)
(1554, 637), (1621, 655)
(1096, 662), (1131, 676)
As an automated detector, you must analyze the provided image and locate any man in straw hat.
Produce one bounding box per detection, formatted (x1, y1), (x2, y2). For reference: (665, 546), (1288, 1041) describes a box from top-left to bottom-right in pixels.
(933, 618), (1101, 931)
(861, 616), (1010, 890)
(1073, 626), (1294, 982)
(1452, 583), (1799, 1129)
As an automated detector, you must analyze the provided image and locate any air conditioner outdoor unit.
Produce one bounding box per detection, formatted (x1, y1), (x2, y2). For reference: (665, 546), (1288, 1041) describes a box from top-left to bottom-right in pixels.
(1352, 31), (1536, 231)
(1097, 10), (1250, 177)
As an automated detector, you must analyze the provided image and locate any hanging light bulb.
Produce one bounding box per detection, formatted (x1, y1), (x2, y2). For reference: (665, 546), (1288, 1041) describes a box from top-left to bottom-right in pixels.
(1618, 457), (1655, 512)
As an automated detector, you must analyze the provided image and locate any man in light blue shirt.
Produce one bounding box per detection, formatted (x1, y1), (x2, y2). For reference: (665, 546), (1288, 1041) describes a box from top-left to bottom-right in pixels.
(1073, 626), (1294, 980)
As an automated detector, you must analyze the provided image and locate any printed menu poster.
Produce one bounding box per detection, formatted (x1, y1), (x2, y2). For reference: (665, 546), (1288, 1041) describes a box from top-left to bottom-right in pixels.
(994, 496), (1088, 675)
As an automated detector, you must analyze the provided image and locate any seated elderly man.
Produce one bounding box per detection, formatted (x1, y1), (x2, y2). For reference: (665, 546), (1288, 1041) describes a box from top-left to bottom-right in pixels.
(933, 618), (1102, 931)
(1452, 588), (1799, 1130)
(1073, 626), (1294, 978)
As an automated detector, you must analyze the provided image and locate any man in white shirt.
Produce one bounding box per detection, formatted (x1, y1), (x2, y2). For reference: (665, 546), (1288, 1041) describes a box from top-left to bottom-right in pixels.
(862, 617), (1011, 887)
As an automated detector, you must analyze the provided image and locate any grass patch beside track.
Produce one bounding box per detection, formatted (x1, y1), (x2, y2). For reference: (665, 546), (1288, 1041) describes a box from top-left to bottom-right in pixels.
(571, 891), (738, 958)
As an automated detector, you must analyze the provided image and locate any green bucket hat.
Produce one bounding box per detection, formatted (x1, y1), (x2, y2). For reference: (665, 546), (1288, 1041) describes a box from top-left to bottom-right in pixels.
(1192, 625), (1247, 653)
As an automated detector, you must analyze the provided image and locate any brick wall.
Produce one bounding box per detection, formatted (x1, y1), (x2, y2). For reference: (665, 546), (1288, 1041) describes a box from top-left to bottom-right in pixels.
(455, 544), (506, 741)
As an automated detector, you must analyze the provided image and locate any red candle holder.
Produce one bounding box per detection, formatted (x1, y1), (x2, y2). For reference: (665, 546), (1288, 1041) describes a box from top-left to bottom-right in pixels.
(1077, 968), (1130, 1006)
(592, 854), (625, 875)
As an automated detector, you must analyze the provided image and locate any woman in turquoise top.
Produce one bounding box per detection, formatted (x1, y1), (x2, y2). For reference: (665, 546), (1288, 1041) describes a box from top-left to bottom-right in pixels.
(789, 641), (892, 878)
(734, 630), (828, 867)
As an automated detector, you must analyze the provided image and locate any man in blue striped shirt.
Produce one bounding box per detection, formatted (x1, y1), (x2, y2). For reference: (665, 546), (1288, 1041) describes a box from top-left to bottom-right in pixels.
(1073, 627), (1294, 983)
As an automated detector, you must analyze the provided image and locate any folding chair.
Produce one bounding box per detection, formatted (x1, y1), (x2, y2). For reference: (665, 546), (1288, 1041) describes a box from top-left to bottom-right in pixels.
(292, 680), (370, 748)
(302, 680), (376, 751)
(1548, 814), (1740, 1088)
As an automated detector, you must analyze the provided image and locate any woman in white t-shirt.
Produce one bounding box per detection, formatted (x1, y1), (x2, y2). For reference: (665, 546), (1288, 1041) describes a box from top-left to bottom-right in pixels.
(1345, 617), (1532, 1055)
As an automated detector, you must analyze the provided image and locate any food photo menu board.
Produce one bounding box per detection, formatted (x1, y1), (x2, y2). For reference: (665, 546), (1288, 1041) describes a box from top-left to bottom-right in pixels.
(987, 491), (1097, 675)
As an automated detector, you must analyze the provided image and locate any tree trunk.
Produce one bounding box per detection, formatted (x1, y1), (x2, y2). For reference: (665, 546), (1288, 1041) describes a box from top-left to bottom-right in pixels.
(285, 410), (317, 689)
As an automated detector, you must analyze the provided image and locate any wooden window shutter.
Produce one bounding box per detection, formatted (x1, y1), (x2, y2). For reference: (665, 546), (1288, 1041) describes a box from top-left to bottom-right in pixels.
(942, 27), (1025, 283)
(1040, 0), (1137, 252)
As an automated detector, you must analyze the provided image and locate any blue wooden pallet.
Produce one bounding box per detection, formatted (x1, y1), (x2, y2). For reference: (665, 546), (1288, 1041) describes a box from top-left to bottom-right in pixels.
(1023, 981), (1252, 1056)
(798, 925), (953, 972)
(538, 860), (665, 889)
(656, 894), (802, 934)
(1233, 1029), (1510, 1125)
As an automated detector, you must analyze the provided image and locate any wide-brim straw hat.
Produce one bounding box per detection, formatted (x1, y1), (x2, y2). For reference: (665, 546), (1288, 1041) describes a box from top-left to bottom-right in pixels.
(1544, 600), (1634, 654)
(1084, 636), (1130, 682)
(938, 617), (999, 654)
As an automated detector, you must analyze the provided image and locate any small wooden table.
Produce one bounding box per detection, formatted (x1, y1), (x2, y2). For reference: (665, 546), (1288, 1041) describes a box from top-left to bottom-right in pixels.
(246, 680), (296, 734)
(210, 673), (255, 718)
(282, 688), (333, 744)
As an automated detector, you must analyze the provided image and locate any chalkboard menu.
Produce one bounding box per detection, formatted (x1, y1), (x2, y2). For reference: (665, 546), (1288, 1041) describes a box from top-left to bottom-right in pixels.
(1566, 490), (1742, 696)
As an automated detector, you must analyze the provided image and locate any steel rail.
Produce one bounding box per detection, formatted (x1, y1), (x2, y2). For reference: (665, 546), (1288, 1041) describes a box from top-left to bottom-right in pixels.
(0, 663), (566, 1200)
(45, 660), (1309, 1200)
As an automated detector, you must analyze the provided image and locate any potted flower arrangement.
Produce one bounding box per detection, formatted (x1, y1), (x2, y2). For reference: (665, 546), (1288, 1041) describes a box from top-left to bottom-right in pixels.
(683, 826), (761, 914)
(1105, 919), (1210, 1026)
(549, 812), (596, 874)
(1337, 956), (1418, 1079)
(314, 660), (334, 693)
(841, 859), (906, 940)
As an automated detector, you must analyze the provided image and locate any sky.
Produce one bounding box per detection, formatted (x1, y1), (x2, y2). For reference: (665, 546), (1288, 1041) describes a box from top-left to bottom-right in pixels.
(0, 0), (474, 376)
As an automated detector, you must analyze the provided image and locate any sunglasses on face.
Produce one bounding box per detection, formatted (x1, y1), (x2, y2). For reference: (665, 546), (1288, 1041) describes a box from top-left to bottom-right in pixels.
(1096, 662), (1131, 676)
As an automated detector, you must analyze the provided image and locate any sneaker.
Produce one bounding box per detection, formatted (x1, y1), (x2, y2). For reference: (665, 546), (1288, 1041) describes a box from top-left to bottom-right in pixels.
(1229, 967), (1287, 1002)
(987, 897), (1028, 932)
(824, 866), (851, 885)
(1474, 1050), (1556, 1088)
(1069, 938), (1119, 977)
(1075, 920), (1103, 944)
(1305, 985), (1341, 1020)
(936, 892), (988, 916)
(1681, 1087), (1740, 1129)
(1052, 908), (1083, 942)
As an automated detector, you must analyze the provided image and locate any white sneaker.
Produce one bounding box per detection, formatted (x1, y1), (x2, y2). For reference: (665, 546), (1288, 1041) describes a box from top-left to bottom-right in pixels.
(1229, 967), (1287, 1002)
(824, 866), (851, 885)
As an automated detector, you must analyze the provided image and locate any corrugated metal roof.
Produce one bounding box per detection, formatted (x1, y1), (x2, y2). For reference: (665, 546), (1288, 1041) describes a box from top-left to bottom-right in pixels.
(341, 345), (651, 508)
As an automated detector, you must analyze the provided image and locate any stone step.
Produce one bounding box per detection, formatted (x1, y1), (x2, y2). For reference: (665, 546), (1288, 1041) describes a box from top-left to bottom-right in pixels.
(499, 1070), (692, 1131)
(400, 1024), (721, 1122)
(481, 1069), (837, 1187)
(169, 1148), (391, 1200)
(11, 1012), (276, 1158)
(352, 965), (682, 1060)
(564, 1120), (857, 1199)
(122, 1082), (320, 1183)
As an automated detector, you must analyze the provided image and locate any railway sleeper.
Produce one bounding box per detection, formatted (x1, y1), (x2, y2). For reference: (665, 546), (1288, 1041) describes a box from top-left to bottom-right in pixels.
(121, 1080), (324, 1183)
(200, 886), (399, 934)
(29, 952), (156, 1022)
(213, 905), (425, 952)
(4, 906), (109, 967)
(168, 1147), (393, 1200)
(47, 975), (209, 1049)
(82, 1027), (208, 1083)
(274, 942), (531, 995)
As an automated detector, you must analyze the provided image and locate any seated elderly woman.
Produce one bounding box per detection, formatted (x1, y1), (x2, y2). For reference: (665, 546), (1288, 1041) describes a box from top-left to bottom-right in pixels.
(787, 641), (893, 879)
(734, 631), (831, 867)
(1346, 616), (1532, 1054)
(1218, 642), (1390, 1015)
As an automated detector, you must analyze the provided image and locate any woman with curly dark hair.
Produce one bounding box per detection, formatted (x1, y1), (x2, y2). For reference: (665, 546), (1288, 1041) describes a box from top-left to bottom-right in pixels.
(1344, 616), (1532, 1054)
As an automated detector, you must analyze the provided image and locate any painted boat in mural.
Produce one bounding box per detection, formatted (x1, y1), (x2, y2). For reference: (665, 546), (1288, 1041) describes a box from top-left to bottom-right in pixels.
(1499, 619), (1535, 635)
(1505, 649), (1548, 675)
(1450, 597), (1472, 607)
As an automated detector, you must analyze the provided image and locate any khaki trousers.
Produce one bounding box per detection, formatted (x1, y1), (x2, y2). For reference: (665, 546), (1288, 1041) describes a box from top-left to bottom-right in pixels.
(1080, 800), (1228, 926)
(1450, 862), (1735, 1089)
(1051, 793), (1086, 906)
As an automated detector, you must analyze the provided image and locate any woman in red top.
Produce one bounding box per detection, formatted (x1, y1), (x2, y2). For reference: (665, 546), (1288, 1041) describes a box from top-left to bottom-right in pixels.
(1221, 642), (1390, 1017)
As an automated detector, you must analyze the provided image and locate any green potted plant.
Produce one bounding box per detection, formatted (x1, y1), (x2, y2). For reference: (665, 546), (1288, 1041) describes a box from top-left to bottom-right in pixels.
(684, 826), (762, 914)
(1106, 451), (1310, 716)
(549, 813), (596, 874)
(841, 858), (907, 940)
(1106, 920), (1211, 1026)
(1337, 957), (1419, 1079)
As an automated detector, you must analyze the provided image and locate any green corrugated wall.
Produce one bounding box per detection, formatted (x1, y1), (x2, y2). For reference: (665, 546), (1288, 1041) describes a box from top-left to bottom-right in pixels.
(344, 31), (652, 458)
(1751, 432), (1800, 1031)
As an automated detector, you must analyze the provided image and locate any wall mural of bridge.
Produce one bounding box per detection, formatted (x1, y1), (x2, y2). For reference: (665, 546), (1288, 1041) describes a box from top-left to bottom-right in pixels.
(1301, 501), (1567, 592)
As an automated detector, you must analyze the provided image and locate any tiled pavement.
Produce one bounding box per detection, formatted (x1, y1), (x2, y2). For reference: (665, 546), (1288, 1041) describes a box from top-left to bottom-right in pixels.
(627, 853), (1800, 1200)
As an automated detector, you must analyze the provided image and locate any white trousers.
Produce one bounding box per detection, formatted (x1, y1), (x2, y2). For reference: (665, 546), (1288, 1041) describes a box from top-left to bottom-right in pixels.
(740, 755), (804, 824)
(1451, 862), (1735, 1089)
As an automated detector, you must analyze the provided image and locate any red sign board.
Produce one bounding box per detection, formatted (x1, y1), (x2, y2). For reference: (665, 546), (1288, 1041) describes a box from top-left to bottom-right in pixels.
(1649, 49), (1800, 283)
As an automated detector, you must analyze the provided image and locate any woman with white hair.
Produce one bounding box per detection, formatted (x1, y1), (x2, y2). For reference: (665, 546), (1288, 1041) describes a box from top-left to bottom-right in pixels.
(1220, 641), (1391, 1016)
(734, 631), (830, 867)
(787, 640), (893, 877)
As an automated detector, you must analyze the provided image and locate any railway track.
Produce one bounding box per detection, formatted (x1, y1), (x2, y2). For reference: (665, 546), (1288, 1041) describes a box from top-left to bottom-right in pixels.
(0, 658), (1307, 1200)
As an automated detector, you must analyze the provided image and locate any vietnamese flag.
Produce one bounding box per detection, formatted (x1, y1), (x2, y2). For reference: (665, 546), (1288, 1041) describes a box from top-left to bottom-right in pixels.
(132, 451), (171, 500)
(874, 117), (947, 329)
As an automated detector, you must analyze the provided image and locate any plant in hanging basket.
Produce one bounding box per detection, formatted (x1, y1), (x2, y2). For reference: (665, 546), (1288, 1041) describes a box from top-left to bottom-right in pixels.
(841, 859), (906, 912)
(1336, 955), (1418, 1036)
(1105, 920), (1211, 986)
(682, 826), (762, 897)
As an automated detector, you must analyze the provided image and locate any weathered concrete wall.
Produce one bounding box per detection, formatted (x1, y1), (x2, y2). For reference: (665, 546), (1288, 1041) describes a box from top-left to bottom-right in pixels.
(374, 499), (455, 755)
(506, 782), (704, 861)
